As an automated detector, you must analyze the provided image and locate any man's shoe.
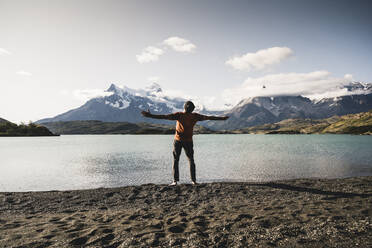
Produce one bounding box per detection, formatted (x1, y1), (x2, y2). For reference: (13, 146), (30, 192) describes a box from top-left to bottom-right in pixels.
(191, 181), (197, 185)
(169, 181), (177, 186)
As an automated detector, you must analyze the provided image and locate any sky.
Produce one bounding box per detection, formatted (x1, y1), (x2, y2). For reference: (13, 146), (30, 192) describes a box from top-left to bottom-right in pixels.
(1, 0), (372, 123)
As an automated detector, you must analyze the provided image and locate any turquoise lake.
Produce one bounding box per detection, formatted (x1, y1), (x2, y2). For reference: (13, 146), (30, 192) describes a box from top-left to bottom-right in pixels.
(0, 134), (371, 191)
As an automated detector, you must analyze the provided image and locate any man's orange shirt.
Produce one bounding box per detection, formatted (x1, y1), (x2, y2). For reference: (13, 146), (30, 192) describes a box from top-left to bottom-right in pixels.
(167, 112), (208, 141)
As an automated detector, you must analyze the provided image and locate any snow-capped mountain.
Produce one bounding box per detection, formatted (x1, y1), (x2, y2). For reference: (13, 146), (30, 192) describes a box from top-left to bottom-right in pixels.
(103, 83), (186, 113)
(37, 83), (212, 124)
(344, 82), (372, 94)
(204, 92), (372, 130)
(37, 82), (372, 130)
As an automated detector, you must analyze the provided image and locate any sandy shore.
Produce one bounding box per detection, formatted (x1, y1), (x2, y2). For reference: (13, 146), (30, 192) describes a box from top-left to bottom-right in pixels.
(1, 176), (371, 247)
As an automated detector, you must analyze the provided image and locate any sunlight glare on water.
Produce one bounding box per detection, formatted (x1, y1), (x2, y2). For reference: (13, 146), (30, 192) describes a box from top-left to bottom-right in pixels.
(0, 134), (371, 191)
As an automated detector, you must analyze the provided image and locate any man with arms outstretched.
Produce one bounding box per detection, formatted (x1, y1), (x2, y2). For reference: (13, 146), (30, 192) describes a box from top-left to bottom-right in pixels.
(141, 101), (228, 186)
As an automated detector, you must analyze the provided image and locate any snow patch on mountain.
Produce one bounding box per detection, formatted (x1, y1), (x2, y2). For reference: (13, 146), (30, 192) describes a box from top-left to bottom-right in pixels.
(105, 99), (130, 109)
(104, 83), (202, 113)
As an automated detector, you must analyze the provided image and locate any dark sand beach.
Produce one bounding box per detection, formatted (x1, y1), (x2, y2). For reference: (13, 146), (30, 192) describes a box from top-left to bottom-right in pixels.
(0, 176), (371, 247)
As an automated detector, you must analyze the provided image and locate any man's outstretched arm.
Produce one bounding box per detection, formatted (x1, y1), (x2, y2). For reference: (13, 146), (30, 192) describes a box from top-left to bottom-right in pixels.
(205, 115), (229, 121)
(197, 114), (229, 121)
(141, 110), (178, 120)
(206, 115), (229, 120)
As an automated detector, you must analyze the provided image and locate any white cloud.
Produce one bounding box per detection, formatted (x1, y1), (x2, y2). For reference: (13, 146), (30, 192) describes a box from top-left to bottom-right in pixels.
(147, 76), (160, 83)
(136, 46), (164, 63)
(223, 71), (354, 105)
(73, 89), (114, 101)
(137, 37), (196, 64)
(163, 36), (196, 52)
(0, 48), (11, 55)
(59, 89), (70, 96)
(17, 70), (32, 76)
(226, 47), (294, 71)
(344, 74), (353, 80)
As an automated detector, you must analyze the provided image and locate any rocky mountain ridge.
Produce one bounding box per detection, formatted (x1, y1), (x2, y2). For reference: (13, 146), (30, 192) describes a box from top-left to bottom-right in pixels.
(205, 93), (372, 130)
(37, 82), (372, 130)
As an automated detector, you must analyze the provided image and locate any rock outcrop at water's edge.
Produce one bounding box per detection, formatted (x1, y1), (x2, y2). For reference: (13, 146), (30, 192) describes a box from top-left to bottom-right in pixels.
(0, 176), (371, 247)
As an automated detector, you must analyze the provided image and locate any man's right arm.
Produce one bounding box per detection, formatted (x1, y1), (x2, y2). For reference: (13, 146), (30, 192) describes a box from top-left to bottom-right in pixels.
(141, 110), (179, 120)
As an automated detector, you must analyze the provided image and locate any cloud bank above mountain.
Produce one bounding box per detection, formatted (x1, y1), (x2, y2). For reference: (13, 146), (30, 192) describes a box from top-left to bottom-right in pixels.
(222, 71), (355, 105)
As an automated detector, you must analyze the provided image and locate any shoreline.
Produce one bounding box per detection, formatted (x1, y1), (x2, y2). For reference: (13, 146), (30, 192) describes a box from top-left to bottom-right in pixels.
(1, 176), (371, 247)
(2, 132), (372, 137)
(1, 174), (372, 193)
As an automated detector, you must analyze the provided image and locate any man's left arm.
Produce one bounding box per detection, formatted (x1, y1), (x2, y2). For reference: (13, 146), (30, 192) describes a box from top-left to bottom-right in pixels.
(196, 114), (229, 121)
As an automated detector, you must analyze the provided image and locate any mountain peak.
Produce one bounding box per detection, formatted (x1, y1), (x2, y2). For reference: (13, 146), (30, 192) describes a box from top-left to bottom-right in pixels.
(345, 81), (372, 93)
(107, 83), (121, 92)
(145, 82), (162, 93)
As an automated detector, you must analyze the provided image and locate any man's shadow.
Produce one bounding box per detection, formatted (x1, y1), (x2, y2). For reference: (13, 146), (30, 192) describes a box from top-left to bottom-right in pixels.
(251, 182), (372, 200)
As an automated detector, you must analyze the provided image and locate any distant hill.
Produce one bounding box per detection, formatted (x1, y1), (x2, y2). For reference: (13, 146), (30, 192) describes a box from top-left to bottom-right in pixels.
(40, 120), (218, 135)
(236, 110), (372, 135)
(0, 122), (57, 136)
(322, 110), (372, 134)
